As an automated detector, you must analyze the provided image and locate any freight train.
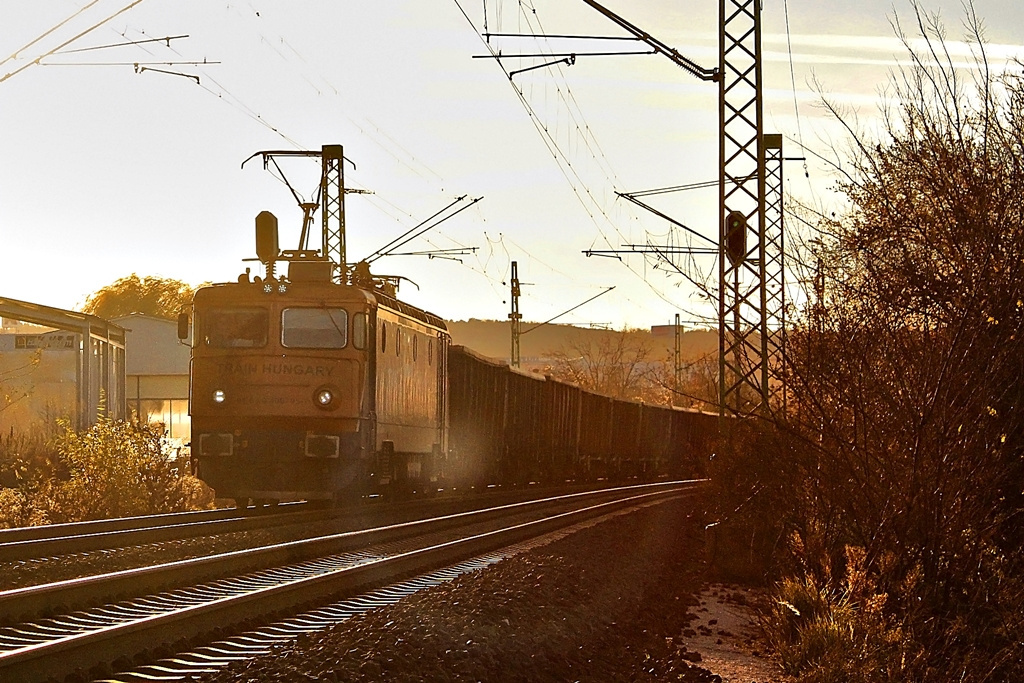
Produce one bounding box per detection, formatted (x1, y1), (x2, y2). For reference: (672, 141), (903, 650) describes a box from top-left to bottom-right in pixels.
(179, 210), (718, 507)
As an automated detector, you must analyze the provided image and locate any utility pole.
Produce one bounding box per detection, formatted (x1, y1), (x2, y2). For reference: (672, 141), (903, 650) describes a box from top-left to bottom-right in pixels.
(509, 260), (522, 367)
(320, 144), (347, 283)
(489, 0), (784, 416)
(573, 0), (784, 417)
(764, 133), (786, 410)
(674, 313), (683, 407)
(242, 144), (354, 283)
(719, 0), (785, 417)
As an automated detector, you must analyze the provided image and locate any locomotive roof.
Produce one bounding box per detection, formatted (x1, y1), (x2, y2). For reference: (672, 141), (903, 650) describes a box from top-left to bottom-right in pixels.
(194, 279), (448, 332)
(368, 287), (447, 331)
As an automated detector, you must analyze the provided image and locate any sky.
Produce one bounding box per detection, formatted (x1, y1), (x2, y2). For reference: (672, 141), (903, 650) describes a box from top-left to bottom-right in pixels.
(2, 0), (1023, 330)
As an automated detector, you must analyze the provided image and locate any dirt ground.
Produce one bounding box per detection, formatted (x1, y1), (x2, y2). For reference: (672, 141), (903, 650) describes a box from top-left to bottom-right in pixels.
(687, 583), (793, 682)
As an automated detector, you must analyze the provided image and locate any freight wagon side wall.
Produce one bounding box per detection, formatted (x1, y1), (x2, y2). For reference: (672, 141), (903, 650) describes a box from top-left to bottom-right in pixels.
(578, 392), (614, 479)
(448, 345), (721, 487)
(540, 377), (580, 481)
(669, 408), (719, 478)
(448, 345), (507, 487)
(639, 404), (673, 478)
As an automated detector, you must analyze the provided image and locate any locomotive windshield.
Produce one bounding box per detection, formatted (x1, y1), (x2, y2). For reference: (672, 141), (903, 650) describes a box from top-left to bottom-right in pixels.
(282, 308), (348, 348)
(202, 307), (268, 348)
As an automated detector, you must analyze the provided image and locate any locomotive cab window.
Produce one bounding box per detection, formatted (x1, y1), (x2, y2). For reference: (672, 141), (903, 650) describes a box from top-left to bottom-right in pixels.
(282, 308), (348, 348)
(353, 312), (368, 350)
(202, 308), (268, 348)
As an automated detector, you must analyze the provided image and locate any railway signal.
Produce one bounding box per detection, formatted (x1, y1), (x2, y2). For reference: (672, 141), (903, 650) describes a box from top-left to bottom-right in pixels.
(724, 210), (747, 265)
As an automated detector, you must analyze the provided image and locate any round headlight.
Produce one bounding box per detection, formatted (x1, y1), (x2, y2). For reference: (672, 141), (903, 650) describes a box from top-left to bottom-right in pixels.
(213, 389), (226, 404)
(313, 385), (339, 411)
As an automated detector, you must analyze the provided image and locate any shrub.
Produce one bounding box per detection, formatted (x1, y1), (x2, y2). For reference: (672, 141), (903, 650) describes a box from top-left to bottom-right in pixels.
(40, 418), (213, 522)
(762, 546), (920, 682)
(0, 419), (213, 526)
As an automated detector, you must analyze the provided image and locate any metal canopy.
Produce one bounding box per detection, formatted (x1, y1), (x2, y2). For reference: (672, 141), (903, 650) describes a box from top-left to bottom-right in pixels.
(0, 296), (126, 429)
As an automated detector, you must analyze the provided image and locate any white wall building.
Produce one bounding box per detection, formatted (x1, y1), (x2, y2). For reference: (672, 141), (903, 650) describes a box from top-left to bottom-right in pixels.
(112, 314), (190, 443)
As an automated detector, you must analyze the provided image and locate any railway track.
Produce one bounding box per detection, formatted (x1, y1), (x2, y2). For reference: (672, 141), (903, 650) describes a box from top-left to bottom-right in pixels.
(0, 503), (311, 565)
(0, 506), (248, 545)
(0, 483), (667, 585)
(105, 515), (623, 683)
(0, 481), (698, 682)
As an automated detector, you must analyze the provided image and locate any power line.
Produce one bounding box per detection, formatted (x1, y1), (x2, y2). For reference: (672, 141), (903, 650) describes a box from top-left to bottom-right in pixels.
(783, 0), (811, 181)
(40, 60), (218, 67)
(54, 34), (189, 55)
(365, 196), (484, 264)
(483, 32), (641, 41)
(364, 197), (468, 262)
(1, 0), (150, 84)
(0, 0), (103, 68)
(459, 1), (715, 318)
(624, 179), (719, 196)
(137, 66), (199, 83)
(522, 286), (615, 334)
(224, 1), (452, 210)
(474, 50), (655, 59)
(454, 2), (627, 242)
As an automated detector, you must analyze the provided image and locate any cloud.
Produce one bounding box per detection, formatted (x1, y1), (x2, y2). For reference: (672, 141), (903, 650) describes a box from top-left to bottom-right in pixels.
(763, 31), (1024, 66)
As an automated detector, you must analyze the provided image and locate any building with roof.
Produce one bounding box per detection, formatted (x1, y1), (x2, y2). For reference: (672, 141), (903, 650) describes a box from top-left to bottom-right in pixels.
(111, 314), (190, 444)
(0, 296), (125, 435)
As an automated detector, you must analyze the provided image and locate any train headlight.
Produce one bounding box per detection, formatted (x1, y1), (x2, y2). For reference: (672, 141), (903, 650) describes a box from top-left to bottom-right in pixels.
(213, 389), (226, 404)
(313, 385), (338, 411)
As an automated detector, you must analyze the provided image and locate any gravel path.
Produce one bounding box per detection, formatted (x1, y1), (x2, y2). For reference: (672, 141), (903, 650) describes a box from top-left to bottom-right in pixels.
(194, 496), (759, 683)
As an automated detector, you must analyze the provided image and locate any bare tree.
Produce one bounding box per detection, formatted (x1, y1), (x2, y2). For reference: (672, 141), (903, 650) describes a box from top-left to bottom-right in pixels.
(543, 328), (670, 404)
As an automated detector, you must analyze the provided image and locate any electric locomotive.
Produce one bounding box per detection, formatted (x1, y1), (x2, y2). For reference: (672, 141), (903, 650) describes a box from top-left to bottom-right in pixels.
(180, 211), (450, 507)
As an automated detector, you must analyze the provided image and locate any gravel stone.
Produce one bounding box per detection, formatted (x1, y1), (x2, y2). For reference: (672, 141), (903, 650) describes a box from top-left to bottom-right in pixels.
(196, 497), (723, 682)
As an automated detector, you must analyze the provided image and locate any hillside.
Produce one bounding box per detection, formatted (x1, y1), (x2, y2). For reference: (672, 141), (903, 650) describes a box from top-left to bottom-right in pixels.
(446, 319), (717, 365)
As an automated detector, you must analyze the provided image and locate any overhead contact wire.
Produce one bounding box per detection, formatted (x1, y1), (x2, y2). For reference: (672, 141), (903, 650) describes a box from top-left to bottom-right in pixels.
(783, 0), (811, 182)
(1, 0), (149, 83)
(453, 0), (694, 317)
(0, 0), (103, 69)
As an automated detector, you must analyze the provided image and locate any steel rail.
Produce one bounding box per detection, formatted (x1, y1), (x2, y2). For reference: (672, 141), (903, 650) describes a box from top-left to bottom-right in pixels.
(0, 481), (674, 563)
(0, 506), (247, 544)
(0, 480), (699, 622)
(112, 505), (651, 682)
(0, 482), (698, 682)
(0, 503), (317, 564)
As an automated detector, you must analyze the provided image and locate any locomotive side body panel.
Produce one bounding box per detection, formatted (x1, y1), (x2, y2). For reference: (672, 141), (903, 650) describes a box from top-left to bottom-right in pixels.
(371, 304), (449, 489)
(373, 311), (444, 453)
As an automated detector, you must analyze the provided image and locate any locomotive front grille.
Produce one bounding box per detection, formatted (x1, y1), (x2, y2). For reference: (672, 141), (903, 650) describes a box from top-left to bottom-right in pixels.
(199, 432), (234, 457)
(305, 434), (340, 458)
